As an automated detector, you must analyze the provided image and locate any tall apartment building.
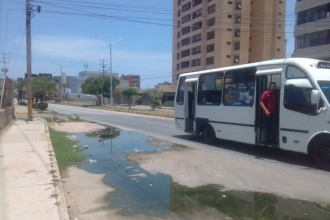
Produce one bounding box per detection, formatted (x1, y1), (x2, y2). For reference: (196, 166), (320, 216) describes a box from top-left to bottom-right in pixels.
(292, 0), (330, 60)
(120, 74), (141, 89)
(172, 0), (286, 84)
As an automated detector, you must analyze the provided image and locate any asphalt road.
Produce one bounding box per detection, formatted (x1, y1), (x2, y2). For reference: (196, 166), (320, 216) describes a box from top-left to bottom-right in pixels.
(47, 104), (330, 204)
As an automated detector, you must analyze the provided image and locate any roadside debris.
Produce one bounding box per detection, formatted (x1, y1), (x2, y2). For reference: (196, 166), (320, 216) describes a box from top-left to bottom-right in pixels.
(89, 159), (97, 164)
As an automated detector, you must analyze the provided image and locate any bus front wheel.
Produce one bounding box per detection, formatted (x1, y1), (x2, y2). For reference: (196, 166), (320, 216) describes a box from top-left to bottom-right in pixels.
(310, 136), (330, 171)
(202, 125), (215, 144)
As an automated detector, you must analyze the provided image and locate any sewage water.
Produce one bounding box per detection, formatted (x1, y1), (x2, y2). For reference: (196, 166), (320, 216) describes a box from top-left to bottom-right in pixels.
(74, 127), (330, 220)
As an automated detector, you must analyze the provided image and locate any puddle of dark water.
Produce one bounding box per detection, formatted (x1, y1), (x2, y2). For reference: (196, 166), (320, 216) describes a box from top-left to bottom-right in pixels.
(74, 126), (330, 219)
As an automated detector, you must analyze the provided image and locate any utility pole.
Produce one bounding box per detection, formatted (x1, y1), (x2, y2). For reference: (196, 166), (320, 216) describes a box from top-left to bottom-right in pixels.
(0, 53), (10, 76)
(26, 0), (33, 121)
(84, 63), (88, 71)
(99, 59), (108, 76)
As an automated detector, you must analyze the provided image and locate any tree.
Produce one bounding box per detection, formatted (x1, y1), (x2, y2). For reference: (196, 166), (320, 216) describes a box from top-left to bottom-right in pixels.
(145, 89), (163, 110)
(114, 88), (122, 105)
(32, 77), (59, 103)
(81, 76), (119, 105)
(14, 78), (26, 102)
(121, 87), (138, 109)
(133, 95), (142, 105)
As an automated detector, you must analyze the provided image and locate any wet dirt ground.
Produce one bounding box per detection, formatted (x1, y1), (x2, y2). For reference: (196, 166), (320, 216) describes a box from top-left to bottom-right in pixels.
(53, 123), (330, 220)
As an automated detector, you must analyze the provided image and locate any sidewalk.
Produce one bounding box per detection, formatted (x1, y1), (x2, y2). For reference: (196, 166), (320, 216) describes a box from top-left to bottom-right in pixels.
(0, 105), (69, 220)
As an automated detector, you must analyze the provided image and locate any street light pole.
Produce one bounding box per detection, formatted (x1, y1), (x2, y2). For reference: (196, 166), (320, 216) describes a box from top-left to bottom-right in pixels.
(94, 35), (122, 106)
(109, 44), (113, 106)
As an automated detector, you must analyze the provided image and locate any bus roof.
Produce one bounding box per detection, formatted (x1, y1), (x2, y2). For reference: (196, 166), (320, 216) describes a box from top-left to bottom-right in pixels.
(178, 57), (322, 78)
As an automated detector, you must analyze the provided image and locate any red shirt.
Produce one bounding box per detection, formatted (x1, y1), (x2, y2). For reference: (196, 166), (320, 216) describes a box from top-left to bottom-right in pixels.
(261, 90), (278, 115)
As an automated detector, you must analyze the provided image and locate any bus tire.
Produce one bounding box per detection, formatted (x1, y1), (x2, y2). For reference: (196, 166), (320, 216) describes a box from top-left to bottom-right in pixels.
(202, 125), (215, 144)
(310, 136), (330, 171)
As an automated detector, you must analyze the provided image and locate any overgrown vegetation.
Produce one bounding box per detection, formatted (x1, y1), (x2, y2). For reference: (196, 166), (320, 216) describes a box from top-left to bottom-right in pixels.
(44, 114), (85, 123)
(48, 127), (85, 174)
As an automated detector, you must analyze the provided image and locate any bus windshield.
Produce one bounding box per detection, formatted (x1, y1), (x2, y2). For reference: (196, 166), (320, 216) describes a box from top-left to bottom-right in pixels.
(318, 81), (330, 103)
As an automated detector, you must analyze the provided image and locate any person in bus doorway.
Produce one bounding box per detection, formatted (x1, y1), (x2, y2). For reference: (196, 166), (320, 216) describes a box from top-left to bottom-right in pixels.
(260, 82), (279, 144)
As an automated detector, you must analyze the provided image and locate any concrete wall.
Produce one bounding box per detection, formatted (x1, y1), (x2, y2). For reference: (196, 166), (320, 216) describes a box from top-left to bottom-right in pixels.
(0, 107), (15, 129)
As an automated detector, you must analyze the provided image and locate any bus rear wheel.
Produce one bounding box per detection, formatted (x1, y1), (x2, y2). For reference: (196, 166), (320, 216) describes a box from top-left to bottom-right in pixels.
(310, 136), (330, 171)
(202, 125), (215, 144)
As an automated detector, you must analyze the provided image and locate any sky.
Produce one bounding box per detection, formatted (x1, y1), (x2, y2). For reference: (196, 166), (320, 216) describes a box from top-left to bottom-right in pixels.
(0, 0), (296, 89)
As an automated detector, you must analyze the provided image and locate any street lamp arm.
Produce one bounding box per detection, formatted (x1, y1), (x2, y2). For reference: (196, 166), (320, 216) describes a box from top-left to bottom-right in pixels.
(94, 34), (110, 46)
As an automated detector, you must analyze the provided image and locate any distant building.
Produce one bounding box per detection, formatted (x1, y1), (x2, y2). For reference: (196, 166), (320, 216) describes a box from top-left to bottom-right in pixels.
(120, 74), (140, 89)
(79, 71), (119, 78)
(292, 0), (330, 60)
(39, 73), (52, 78)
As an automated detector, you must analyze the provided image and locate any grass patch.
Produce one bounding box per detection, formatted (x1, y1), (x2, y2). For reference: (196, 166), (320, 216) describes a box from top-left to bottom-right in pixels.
(48, 127), (85, 174)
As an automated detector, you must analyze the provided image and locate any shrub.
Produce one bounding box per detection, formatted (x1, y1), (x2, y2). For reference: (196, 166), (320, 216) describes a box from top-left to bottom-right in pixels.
(38, 103), (48, 110)
(55, 98), (61, 103)
(163, 101), (174, 107)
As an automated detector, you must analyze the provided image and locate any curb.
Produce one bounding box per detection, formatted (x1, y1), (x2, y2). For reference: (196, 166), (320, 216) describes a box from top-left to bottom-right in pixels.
(44, 120), (70, 220)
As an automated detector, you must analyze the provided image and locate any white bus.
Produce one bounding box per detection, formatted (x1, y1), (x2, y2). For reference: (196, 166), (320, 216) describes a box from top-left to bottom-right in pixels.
(174, 58), (330, 169)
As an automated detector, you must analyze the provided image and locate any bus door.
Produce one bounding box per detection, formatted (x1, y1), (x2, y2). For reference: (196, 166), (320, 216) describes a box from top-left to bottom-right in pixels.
(255, 68), (282, 145)
(184, 78), (197, 133)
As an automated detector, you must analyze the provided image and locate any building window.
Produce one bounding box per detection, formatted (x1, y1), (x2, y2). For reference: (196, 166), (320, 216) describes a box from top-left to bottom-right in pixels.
(182, 14), (191, 24)
(177, 31), (180, 38)
(192, 21), (202, 31)
(228, 1), (233, 4)
(207, 31), (215, 40)
(182, 26), (191, 35)
(235, 15), (241, 24)
(277, 36), (281, 39)
(191, 58), (201, 67)
(234, 42), (240, 50)
(227, 42), (232, 45)
(177, 21), (180, 27)
(178, 0), (181, 6)
(177, 64), (179, 70)
(234, 56), (240, 64)
(178, 10), (180, 17)
(207, 18), (215, 26)
(192, 34), (202, 43)
(182, 2), (191, 12)
(227, 28), (232, 31)
(181, 49), (190, 57)
(228, 15), (233, 18)
(181, 61), (190, 69)
(193, 0), (202, 7)
(192, 9), (202, 19)
(226, 55), (231, 58)
(208, 5), (216, 14)
(192, 46), (201, 55)
(295, 30), (330, 49)
(236, 2), (242, 10)
(181, 37), (190, 46)
(297, 3), (330, 25)
(235, 29), (241, 37)
(177, 53), (180, 59)
(206, 57), (214, 65)
(207, 44), (215, 52)
(177, 42), (180, 49)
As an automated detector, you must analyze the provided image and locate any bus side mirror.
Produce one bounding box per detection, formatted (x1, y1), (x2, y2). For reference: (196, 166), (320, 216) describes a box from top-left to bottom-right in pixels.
(311, 90), (320, 104)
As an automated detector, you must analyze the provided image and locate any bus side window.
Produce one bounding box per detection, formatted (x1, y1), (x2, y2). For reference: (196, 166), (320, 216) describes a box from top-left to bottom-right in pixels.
(223, 68), (256, 106)
(197, 72), (223, 105)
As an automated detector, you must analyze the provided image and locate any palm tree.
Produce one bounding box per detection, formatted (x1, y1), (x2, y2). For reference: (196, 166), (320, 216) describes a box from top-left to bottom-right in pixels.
(14, 78), (26, 103)
(32, 77), (59, 103)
